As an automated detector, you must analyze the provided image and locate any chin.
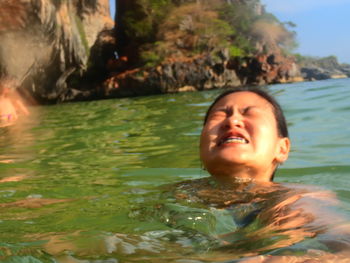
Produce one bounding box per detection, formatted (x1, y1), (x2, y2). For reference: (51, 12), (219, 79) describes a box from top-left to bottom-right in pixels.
(217, 153), (249, 164)
(205, 156), (248, 172)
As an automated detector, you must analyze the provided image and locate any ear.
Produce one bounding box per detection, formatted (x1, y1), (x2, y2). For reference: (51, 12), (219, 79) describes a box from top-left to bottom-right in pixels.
(275, 137), (290, 164)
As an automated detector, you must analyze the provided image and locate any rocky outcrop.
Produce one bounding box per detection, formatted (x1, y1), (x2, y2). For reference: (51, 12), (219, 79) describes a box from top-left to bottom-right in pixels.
(102, 53), (241, 98)
(100, 50), (303, 98)
(0, 0), (114, 103)
(299, 56), (350, 81)
(100, 51), (350, 100)
(95, 0), (305, 100)
(227, 53), (301, 85)
(1, 0), (348, 104)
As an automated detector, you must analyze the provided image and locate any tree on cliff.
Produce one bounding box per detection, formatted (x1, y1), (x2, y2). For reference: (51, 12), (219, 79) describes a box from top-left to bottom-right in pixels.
(0, 0), (298, 103)
(116, 0), (297, 67)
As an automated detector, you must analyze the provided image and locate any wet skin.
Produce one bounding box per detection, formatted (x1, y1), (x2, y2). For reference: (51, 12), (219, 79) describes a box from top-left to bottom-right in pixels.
(200, 91), (290, 183)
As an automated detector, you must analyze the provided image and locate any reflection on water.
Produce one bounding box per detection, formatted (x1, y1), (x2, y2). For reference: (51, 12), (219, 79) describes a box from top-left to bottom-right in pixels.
(0, 79), (350, 262)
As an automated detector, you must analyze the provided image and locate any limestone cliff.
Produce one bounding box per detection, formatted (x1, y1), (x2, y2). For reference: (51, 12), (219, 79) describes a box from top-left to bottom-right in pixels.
(1, 0), (347, 103)
(103, 0), (349, 99)
(101, 0), (302, 98)
(0, 0), (114, 103)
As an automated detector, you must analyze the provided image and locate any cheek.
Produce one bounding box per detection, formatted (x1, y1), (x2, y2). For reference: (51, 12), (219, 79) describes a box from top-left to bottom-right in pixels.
(199, 132), (210, 163)
(200, 129), (211, 149)
(200, 126), (217, 153)
(254, 124), (280, 150)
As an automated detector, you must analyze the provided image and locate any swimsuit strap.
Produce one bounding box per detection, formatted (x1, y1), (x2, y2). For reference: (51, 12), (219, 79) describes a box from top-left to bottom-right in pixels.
(0, 114), (13, 121)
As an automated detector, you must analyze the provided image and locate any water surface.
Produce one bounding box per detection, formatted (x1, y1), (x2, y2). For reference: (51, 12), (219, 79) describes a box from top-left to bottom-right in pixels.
(1, 78), (350, 262)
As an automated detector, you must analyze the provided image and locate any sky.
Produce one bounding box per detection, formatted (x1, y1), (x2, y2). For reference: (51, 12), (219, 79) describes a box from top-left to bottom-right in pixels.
(261, 0), (350, 63)
(110, 1), (116, 20)
(109, 0), (350, 63)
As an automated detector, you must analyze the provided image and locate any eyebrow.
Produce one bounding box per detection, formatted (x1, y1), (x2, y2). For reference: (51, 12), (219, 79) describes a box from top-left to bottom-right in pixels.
(207, 106), (230, 116)
(211, 105), (261, 113)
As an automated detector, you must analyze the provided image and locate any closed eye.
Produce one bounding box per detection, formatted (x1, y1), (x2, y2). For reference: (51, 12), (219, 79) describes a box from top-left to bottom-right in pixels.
(242, 106), (252, 115)
(208, 110), (227, 120)
(242, 106), (260, 115)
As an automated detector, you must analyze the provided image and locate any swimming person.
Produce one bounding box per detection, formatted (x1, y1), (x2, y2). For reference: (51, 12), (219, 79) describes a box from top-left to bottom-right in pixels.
(0, 77), (29, 127)
(200, 87), (290, 183)
(165, 87), (350, 262)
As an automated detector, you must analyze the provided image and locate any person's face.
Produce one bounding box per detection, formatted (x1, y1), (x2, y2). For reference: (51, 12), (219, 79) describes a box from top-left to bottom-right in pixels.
(0, 85), (10, 95)
(200, 91), (290, 182)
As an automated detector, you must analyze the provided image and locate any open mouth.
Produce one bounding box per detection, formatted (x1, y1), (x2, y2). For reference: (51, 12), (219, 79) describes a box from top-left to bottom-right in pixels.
(218, 133), (249, 146)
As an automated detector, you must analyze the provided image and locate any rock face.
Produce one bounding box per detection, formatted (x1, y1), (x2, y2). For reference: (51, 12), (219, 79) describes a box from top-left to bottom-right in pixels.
(103, 53), (241, 98)
(1, 1), (348, 104)
(99, 0), (305, 99)
(101, 50), (302, 98)
(0, 0), (114, 103)
(227, 53), (301, 85)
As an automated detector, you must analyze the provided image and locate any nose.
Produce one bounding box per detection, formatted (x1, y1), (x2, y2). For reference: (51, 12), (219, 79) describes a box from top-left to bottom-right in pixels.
(223, 114), (244, 129)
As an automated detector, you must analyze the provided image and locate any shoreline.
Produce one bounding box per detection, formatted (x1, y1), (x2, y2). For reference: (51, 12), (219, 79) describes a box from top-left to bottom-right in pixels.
(54, 73), (350, 104)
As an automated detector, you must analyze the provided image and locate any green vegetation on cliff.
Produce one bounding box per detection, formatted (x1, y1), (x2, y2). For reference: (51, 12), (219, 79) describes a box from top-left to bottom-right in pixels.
(295, 54), (344, 69)
(119, 0), (297, 67)
(122, 0), (172, 43)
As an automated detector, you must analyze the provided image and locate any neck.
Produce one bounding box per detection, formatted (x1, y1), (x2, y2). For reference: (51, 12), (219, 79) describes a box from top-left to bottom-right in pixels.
(209, 165), (274, 184)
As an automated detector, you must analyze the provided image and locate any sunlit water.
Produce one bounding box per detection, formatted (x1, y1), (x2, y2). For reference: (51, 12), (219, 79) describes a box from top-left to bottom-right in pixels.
(1, 78), (350, 262)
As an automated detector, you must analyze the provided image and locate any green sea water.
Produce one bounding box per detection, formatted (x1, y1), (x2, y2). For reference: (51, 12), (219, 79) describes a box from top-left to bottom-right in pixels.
(0, 78), (350, 262)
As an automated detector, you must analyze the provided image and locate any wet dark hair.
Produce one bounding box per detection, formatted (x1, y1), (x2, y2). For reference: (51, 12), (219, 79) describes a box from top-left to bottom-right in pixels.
(203, 86), (289, 138)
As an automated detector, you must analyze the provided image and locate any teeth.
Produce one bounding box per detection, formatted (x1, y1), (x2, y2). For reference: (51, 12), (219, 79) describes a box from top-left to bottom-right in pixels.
(222, 137), (247, 144)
